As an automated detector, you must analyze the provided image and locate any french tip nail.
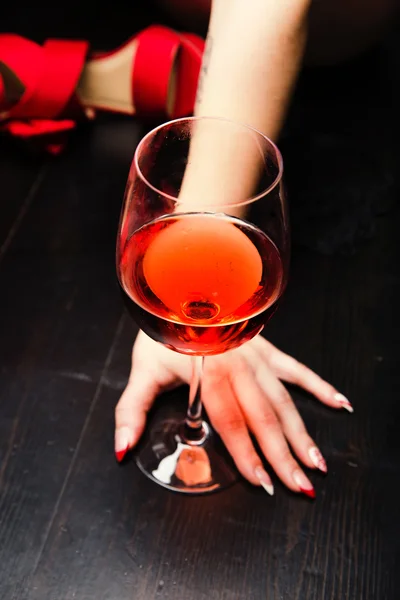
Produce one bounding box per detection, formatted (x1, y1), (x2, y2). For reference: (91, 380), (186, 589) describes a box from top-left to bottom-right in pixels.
(334, 393), (354, 413)
(293, 469), (315, 498)
(260, 481), (275, 496)
(115, 426), (133, 462)
(300, 486), (316, 499)
(255, 466), (274, 496)
(308, 446), (328, 473)
(115, 446), (128, 463)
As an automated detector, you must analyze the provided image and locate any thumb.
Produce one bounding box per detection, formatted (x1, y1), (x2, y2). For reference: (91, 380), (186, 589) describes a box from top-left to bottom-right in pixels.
(114, 365), (160, 462)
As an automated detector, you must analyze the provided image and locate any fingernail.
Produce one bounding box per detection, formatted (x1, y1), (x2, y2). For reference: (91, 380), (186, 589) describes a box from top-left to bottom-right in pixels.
(334, 393), (354, 413)
(308, 446), (327, 473)
(292, 469), (316, 498)
(255, 466), (274, 496)
(115, 426), (131, 463)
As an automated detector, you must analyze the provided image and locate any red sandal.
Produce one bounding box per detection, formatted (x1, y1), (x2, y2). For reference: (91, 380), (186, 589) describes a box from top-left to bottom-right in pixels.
(0, 25), (204, 153)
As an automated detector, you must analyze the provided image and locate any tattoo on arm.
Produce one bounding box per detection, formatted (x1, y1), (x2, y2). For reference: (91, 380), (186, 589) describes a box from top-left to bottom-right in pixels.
(195, 35), (213, 107)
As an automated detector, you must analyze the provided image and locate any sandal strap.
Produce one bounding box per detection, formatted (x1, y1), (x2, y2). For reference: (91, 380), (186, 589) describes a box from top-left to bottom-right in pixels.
(132, 25), (181, 118)
(0, 36), (88, 120)
(35, 39), (89, 118)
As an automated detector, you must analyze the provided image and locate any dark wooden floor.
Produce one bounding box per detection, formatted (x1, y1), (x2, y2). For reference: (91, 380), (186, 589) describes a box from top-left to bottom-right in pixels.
(1, 31), (400, 600)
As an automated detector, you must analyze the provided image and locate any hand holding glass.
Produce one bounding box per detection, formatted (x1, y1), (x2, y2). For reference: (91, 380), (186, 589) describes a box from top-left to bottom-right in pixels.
(116, 117), (288, 494)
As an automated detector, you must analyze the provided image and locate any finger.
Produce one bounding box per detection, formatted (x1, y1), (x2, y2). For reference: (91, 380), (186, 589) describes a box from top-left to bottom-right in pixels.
(229, 357), (316, 497)
(114, 356), (162, 462)
(254, 337), (353, 412)
(137, 331), (193, 384)
(202, 360), (274, 494)
(255, 364), (327, 473)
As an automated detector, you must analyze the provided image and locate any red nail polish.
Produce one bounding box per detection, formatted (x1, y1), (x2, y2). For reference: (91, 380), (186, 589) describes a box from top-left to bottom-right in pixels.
(115, 446), (128, 463)
(300, 486), (316, 499)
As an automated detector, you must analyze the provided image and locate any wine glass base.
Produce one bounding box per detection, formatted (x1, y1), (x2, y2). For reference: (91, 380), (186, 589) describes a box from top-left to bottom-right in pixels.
(135, 410), (238, 495)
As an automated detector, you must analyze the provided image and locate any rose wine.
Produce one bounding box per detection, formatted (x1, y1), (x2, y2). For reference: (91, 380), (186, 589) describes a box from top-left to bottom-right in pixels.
(119, 213), (284, 355)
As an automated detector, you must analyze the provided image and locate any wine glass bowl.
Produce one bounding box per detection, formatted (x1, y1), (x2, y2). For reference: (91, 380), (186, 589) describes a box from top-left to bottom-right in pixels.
(116, 117), (288, 494)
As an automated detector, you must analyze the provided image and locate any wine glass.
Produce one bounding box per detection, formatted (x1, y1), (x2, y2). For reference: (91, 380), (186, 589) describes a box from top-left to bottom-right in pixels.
(116, 116), (288, 494)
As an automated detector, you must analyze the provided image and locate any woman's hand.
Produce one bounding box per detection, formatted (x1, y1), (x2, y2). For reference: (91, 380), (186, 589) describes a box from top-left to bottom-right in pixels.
(115, 330), (352, 497)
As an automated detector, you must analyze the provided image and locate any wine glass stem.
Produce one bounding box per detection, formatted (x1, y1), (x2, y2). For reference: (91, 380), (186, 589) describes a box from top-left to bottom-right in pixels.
(183, 356), (206, 444)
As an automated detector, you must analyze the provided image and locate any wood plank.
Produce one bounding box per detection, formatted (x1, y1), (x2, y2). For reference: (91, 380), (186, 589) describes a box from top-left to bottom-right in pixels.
(0, 141), (46, 256)
(0, 119), (143, 599)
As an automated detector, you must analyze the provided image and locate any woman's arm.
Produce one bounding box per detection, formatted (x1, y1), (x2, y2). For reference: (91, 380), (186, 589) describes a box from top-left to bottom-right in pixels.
(179, 0), (311, 211)
(196, 0), (311, 139)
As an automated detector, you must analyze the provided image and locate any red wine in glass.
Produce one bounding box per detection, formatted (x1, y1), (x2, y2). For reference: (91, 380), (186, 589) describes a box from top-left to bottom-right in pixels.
(120, 213), (283, 356)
